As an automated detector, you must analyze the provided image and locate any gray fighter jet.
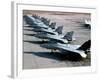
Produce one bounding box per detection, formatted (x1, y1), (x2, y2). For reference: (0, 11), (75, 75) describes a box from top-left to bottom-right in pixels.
(40, 40), (91, 58)
(84, 20), (91, 29)
(31, 25), (63, 35)
(34, 31), (74, 43)
(23, 15), (49, 29)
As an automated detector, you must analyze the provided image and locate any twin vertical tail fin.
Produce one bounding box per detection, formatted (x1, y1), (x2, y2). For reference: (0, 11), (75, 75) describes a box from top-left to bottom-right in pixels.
(49, 22), (56, 29)
(55, 26), (63, 35)
(40, 17), (50, 25)
(77, 40), (91, 53)
(63, 31), (74, 41)
(32, 14), (40, 19)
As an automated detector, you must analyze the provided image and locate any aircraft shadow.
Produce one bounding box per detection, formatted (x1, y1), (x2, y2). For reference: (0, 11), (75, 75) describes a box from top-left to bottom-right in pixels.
(24, 51), (83, 61)
(24, 34), (36, 36)
(23, 40), (48, 44)
(24, 29), (34, 31)
(23, 25), (33, 28)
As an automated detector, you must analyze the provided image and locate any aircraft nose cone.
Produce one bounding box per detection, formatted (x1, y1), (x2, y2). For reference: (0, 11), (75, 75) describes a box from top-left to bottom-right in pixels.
(80, 52), (87, 58)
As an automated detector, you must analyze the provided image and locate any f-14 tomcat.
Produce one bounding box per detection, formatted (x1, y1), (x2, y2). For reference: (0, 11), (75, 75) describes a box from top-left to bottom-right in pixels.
(40, 40), (91, 59)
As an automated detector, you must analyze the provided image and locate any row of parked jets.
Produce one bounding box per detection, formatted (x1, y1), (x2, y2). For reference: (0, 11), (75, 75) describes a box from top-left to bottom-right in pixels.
(23, 14), (91, 60)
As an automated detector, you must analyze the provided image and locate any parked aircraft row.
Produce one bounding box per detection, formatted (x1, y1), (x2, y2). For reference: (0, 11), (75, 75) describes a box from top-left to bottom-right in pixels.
(23, 15), (91, 60)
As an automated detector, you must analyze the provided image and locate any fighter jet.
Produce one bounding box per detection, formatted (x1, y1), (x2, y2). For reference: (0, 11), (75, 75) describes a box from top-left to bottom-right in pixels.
(84, 20), (91, 29)
(23, 15), (49, 29)
(40, 40), (91, 58)
(34, 31), (74, 44)
(31, 25), (63, 35)
(76, 19), (91, 29)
